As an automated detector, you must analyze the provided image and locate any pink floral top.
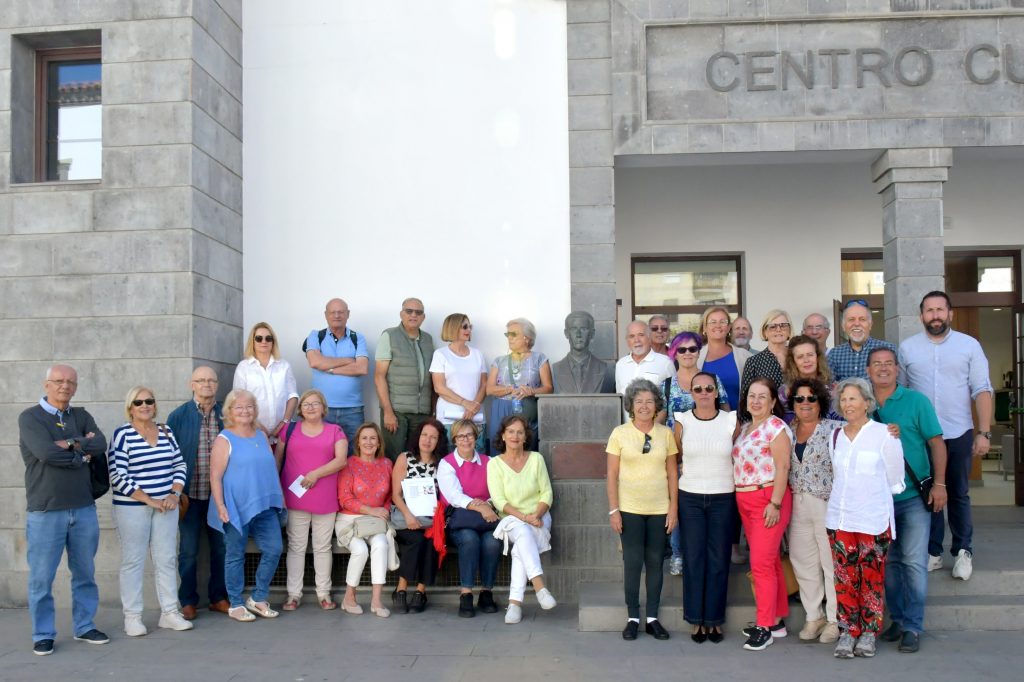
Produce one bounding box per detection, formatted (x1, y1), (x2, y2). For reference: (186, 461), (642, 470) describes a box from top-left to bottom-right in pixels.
(338, 456), (393, 515)
(732, 416), (791, 487)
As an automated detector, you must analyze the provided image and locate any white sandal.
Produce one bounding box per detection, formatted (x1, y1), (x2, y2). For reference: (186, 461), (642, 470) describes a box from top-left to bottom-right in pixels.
(245, 597), (279, 618)
(228, 606), (255, 622)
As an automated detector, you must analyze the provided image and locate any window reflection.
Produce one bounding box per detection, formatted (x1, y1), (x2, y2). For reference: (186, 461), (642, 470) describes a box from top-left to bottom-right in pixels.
(46, 60), (101, 181)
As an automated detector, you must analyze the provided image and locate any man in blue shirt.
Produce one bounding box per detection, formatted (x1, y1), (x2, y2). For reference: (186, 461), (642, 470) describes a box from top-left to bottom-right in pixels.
(828, 299), (895, 382)
(305, 298), (369, 453)
(898, 291), (993, 582)
(868, 348), (947, 654)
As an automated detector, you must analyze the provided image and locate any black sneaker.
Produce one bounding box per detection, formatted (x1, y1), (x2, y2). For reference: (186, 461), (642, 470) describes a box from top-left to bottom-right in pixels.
(410, 590), (427, 614)
(73, 629), (109, 645)
(743, 620), (786, 638)
(645, 619), (670, 640)
(880, 622), (902, 642)
(743, 626), (773, 651)
(477, 589), (498, 614)
(33, 639), (54, 656)
(392, 589), (409, 614)
(458, 593), (475, 618)
(622, 620), (639, 641)
(898, 631), (920, 653)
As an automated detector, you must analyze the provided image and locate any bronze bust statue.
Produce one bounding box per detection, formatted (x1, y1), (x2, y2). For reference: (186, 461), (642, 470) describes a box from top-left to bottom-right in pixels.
(552, 311), (613, 394)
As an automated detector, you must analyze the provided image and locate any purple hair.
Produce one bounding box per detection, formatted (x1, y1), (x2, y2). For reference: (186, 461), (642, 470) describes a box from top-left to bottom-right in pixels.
(668, 331), (703, 368)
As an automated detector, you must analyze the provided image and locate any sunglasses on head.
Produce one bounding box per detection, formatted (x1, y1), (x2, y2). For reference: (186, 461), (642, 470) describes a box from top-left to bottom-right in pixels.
(793, 395), (819, 404)
(642, 433), (652, 454)
(132, 398), (156, 407)
(254, 334), (274, 343)
(691, 384), (716, 394)
(676, 346), (699, 355)
(844, 298), (869, 310)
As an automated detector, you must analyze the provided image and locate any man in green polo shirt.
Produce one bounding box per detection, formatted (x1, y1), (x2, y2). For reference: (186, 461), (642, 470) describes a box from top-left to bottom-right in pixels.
(867, 347), (947, 654)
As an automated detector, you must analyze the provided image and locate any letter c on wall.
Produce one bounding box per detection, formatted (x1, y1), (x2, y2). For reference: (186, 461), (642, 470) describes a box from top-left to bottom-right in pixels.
(707, 51), (740, 92)
(965, 44), (1000, 85)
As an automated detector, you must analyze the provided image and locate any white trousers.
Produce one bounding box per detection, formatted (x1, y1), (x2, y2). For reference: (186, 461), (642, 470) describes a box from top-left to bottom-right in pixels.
(112, 504), (180, 616)
(505, 514), (551, 602)
(788, 492), (837, 622)
(346, 533), (389, 587)
(285, 510), (337, 600)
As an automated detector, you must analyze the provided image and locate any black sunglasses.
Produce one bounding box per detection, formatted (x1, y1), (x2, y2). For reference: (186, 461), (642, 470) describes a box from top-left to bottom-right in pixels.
(649, 325), (669, 332)
(793, 395), (819, 404)
(642, 434), (652, 454)
(676, 346), (700, 354)
(692, 384), (716, 394)
(254, 335), (274, 343)
(132, 398), (156, 406)
(403, 308), (424, 316)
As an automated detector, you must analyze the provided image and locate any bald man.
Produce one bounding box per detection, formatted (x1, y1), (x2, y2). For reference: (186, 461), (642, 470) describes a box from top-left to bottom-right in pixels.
(802, 313), (831, 354)
(167, 366), (229, 619)
(21, 365), (109, 655)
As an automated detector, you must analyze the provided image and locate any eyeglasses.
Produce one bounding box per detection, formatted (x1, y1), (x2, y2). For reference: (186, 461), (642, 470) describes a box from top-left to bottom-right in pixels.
(649, 326), (669, 332)
(844, 299), (869, 310)
(193, 378), (218, 384)
(676, 346), (699, 355)
(793, 395), (819, 404)
(766, 322), (791, 331)
(132, 398), (156, 406)
(504, 331), (519, 338)
(706, 319), (730, 327)
(403, 308), (424, 316)
(803, 325), (827, 332)
(642, 434), (652, 454)
(870, 360), (896, 369)
(301, 401), (323, 409)
(254, 335), (274, 343)
(461, 323), (473, 330)
(691, 385), (716, 394)
(47, 379), (77, 386)
(231, 404), (255, 412)
(454, 432), (475, 441)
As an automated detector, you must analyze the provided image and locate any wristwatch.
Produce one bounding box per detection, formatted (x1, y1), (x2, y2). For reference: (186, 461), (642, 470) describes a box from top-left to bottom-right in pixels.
(65, 439), (76, 450)
(769, 501), (782, 510)
(976, 430), (992, 440)
(172, 490), (182, 498)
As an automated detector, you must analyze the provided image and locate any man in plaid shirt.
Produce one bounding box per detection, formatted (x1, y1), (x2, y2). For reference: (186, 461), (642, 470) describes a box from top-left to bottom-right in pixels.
(828, 300), (895, 382)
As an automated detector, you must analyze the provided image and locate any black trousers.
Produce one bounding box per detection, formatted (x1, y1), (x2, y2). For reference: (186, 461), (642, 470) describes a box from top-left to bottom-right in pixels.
(621, 511), (667, 619)
(395, 528), (438, 586)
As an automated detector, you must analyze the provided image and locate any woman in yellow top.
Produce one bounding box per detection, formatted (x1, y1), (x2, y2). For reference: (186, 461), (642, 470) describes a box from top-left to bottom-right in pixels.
(606, 378), (679, 642)
(487, 415), (556, 625)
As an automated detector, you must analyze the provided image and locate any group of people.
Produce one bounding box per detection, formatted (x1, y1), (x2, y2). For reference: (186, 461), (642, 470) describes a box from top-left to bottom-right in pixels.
(606, 292), (992, 658)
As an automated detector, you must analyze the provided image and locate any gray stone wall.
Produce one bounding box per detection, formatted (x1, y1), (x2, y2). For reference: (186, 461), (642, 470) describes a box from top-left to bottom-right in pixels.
(0, 0), (243, 606)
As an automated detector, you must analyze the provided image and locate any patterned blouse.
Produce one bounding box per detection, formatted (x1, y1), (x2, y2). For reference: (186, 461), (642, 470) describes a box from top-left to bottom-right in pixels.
(491, 351), (549, 399)
(732, 415), (791, 487)
(739, 349), (786, 420)
(338, 456), (393, 515)
(401, 453), (437, 482)
(664, 374), (729, 429)
(789, 419), (843, 501)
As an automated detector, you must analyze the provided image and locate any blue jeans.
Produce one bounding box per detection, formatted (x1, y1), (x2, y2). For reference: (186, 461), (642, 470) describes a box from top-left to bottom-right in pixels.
(887, 495), (931, 634)
(930, 430), (974, 557)
(326, 406), (364, 455)
(450, 528), (501, 590)
(670, 513), (682, 560)
(26, 505), (100, 641)
(679, 492), (735, 626)
(178, 496), (227, 607)
(222, 508), (283, 607)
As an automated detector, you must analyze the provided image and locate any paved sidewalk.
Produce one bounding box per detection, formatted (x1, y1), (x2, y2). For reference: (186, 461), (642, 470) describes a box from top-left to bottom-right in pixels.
(1, 605), (1021, 681)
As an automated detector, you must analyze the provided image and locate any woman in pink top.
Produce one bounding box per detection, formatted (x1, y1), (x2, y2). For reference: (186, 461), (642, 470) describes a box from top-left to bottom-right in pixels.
(275, 390), (347, 611)
(337, 423), (393, 617)
(733, 377), (793, 652)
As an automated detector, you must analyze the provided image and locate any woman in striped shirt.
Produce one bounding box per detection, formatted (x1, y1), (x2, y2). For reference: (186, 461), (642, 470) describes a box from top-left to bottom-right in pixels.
(108, 386), (191, 637)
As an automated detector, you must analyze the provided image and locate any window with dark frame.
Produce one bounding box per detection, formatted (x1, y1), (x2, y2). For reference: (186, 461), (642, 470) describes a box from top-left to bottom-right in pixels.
(631, 255), (743, 334)
(35, 46), (102, 181)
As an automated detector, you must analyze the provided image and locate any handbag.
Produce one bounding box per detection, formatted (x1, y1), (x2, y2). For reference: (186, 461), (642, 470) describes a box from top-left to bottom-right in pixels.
(904, 459), (935, 512)
(446, 506), (498, 533)
(353, 515), (388, 538)
(89, 450), (110, 500)
(390, 506), (433, 530)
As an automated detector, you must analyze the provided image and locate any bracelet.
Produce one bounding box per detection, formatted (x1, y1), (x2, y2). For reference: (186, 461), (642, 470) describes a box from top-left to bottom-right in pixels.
(609, 508), (619, 516)
(935, 483), (947, 487)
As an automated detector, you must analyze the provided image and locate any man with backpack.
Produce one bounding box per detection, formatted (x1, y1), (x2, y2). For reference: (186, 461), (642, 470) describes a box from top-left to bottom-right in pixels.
(304, 298), (370, 453)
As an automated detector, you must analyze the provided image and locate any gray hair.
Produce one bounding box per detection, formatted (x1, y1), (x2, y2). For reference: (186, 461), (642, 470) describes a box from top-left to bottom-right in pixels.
(507, 317), (537, 349)
(833, 377), (877, 416)
(623, 378), (665, 418)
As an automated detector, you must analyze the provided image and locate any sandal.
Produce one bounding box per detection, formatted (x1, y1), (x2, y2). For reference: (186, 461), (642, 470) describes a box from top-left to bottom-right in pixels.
(245, 597), (279, 618)
(282, 598), (300, 611)
(228, 606), (255, 622)
(319, 599), (338, 610)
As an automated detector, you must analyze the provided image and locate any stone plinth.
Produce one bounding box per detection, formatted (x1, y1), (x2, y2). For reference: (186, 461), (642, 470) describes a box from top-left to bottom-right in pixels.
(538, 393), (622, 476)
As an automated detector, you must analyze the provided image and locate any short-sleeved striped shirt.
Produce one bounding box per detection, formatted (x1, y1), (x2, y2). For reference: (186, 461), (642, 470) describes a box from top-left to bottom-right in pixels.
(108, 423), (187, 506)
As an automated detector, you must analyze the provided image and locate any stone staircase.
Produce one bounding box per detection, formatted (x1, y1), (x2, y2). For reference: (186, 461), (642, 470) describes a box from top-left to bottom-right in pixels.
(578, 506), (1024, 632)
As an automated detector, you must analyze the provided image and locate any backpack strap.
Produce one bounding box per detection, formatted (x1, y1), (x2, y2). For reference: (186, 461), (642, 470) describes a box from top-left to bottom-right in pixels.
(302, 328), (358, 352)
(831, 426), (840, 450)
(280, 420), (299, 467)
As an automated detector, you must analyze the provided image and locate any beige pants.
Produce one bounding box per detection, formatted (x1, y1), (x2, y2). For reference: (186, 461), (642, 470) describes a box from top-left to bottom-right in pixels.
(788, 492), (837, 622)
(286, 510), (337, 600)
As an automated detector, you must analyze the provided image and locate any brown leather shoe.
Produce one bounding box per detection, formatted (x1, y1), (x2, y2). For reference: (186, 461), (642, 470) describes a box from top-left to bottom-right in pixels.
(209, 599), (231, 614)
(181, 605), (197, 621)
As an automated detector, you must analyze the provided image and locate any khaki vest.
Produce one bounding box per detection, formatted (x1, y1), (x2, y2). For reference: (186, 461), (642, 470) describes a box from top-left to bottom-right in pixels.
(385, 326), (435, 414)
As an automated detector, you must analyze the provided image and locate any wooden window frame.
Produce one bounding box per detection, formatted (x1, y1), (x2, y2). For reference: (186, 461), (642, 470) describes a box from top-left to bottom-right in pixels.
(631, 253), (744, 320)
(34, 45), (101, 182)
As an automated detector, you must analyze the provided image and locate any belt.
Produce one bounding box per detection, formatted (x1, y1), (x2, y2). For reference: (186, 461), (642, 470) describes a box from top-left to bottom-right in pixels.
(735, 482), (774, 493)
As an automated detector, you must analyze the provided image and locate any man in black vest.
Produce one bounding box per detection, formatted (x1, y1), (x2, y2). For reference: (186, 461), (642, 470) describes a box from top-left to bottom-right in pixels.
(20, 364), (109, 656)
(375, 297), (436, 460)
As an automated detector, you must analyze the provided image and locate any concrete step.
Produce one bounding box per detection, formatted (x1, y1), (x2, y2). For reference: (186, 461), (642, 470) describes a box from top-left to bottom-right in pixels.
(578, 581), (1024, 633)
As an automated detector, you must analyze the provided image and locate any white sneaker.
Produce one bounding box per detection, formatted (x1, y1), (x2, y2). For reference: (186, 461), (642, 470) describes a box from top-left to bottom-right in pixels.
(536, 588), (557, 610)
(158, 611), (194, 631)
(124, 615), (147, 637)
(952, 549), (973, 581)
(927, 554), (943, 572)
(669, 556), (683, 575)
(504, 603), (522, 624)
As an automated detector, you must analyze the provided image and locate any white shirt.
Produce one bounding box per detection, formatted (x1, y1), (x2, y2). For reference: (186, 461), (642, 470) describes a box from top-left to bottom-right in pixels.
(436, 452), (486, 509)
(232, 356), (298, 430)
(429, 345), (487, 424)
(826, 420), (906, 538)
(614, 350), (675, 394)
(677, 410), (737, 495)
(898, 329), (993, 439)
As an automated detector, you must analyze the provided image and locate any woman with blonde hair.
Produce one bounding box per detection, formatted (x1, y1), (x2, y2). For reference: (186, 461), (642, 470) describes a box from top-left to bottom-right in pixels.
(276, 389), (348, 611)
(740, 309), (794, 416)
(233, 321), (298, 445)
(108, 386), (191, 636)
(430, 313), (488, 452)
(697, 306), (751, 412)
